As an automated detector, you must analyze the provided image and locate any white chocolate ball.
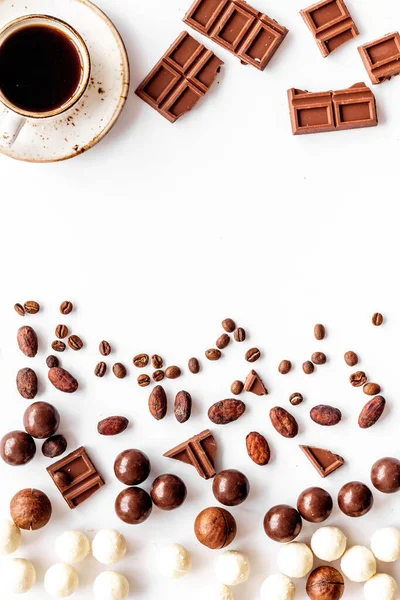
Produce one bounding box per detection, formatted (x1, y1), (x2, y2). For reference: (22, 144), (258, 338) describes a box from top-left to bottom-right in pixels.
(215, 551), (250, 586)
(156, 543), (191, 579)
(0, 519), (21, 555)
(277, 542), (313, 579)
(44, 563), (79, 597)
(364, 573), (398, 600)
(260, 573), (296, 600)
(311, 526), (347, 562)
(92, 530), (127, 565)
(55, 530), (90, 564)
(206, 584), (234, 600)
(341, 546), (376, 583)
(4, 558), (36, 594)
(371, 527), (400, 562)
(93, 571), (129, 600)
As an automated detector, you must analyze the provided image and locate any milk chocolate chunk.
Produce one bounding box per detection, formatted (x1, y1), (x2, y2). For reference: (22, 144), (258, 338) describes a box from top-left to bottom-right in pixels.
(300, 0), (359, 58)
(164, 429), (216, 479)
(243, 369), (268, 395)
(300, 445), (344, 477)
(135, 31), (223, 122)
(184, 0), (289, 70)
(359, 32), (400, 84)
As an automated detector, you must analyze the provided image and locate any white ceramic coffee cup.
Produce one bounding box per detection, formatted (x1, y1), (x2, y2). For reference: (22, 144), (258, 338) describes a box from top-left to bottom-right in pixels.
(0, 14), (90, 148)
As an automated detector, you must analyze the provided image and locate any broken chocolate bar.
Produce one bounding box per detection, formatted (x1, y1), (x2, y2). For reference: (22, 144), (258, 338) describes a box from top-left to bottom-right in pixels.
(135, 31), (223, 122)
(300, 0), (359, 58)
(288, 82), (377, 135)
(358, 32), (400, 84)
(300, 445), (344, 478)
(164, 429), (216, 479)
(244, 370), (268, 395)
(184, 0), (288, 70)
(47, 446), (105, 509)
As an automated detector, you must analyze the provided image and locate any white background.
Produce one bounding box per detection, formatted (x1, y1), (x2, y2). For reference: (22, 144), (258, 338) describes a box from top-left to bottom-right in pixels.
(1, 0), (400, 598)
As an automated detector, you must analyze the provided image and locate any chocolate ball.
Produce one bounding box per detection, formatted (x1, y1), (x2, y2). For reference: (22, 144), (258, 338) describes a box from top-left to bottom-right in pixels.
(338, 481), (373, 517)
(23, 402), (60, 439)
(150, 474), (187, 511)
(10, 488), (52, 530)
(263, 504), (302, 543)
(114, 449), (150, 486)
(194, 507), (237, 549)
(297, 487), (333, 523)
(371, 457), (400, 493)
(42, 434), (67, 458)
(115, 487), (152, 524)
(306, 566), (344, 600)
(1, 431), (36, 466)
(212, 469), (250, 507)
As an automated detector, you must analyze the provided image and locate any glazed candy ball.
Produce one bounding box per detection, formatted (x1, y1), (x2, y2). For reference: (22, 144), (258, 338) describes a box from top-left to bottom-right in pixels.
(260, 573), (296, 600)
(93, 571), (129, 600)
(92, 529), (127, 565)
(341, 546), (376, 582)
(370, 527), (400, 562)
(156, 544), (191, 579)
(4, 558), (36, 594)
(55, 530), (90, 564)
(364, 573), (398, 600)
(44, 563), (79, 597)
(215, 550), (250, 586)
(277, 542), (314, 579)
(0, 518), (21, 555)
(311, 526), (347, 562)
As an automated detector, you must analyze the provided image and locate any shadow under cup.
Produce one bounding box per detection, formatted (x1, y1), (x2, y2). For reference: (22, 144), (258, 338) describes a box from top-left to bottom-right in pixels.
(0, 14), (90, 118)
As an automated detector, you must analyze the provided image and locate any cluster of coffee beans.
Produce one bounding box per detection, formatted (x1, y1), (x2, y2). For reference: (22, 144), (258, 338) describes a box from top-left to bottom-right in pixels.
(14, 300), (40, 317)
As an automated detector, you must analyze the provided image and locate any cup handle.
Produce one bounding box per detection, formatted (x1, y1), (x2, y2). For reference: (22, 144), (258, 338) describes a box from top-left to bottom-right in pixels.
(0, 108), (26, 148)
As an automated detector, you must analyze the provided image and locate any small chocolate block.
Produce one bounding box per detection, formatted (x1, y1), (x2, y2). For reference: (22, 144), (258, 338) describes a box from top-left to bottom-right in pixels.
(300, 0), (358, 57)
(184, 0), (288, 70)
(135, 31), (223, 122)
(47, 446), (105, 509)
(164, 429), (217, 479)
(243, 370), (268, 395)
(332, 83), (377, 130)
(300, 445), (344, 478)
(358, 32), (400, 84)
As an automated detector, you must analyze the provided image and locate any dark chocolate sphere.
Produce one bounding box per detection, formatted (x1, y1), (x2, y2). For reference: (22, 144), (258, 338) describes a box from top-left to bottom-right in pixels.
(306, 566), (344, 600)
(297, 487), (333, 523)
(212, 469), (250, 507)
(1, 430), (36, 466)
(114, 449), (150, 486)
(23, 402), (60, 439)
(371, 457), (400, 493)
(263, 504), (302, 542)
(10, 488), (52, 530)
(194, 507), (237, 549)
(338, 481), (373, 517)
(150, 474), (187, 510)
(115, 487), (152, 524)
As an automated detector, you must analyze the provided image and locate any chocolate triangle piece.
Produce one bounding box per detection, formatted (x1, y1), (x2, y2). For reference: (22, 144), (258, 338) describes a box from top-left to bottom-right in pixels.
(300, 445), (344, 478)
(244, 370), (268, 396)
(164, 429), (216, 479)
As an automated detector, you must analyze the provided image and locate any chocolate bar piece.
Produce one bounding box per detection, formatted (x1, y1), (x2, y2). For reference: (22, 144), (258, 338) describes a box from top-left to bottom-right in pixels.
(288, 82), (377, 135)
(184, 0), (288, 70)
(47, 446), (105, 509)
(300, 0), (358, 57)
(135, 31), (223, 123)
(358, 32), (400, 84)
(300, 445), (344, 478)
(244, 370), (268, 395)
(164, 429), (217, 479)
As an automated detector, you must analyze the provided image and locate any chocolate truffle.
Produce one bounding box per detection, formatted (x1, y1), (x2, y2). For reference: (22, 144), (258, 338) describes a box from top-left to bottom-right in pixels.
(263, 504), (302, 543)
(338, 481), (373, 517)
(114, 449), (150, 486)
(212, 469), (250, 507)
(23, 402), (60, 439)
(306, 566), (344, 600)
(1, 431), (36, 466)
(115, 487), (152, 524)
(194, 507), (236, 549)
(42, 434), (67, 459)
(297, 487), (333, 523)
(10, 488), (52, 530)
(150, 474), (187, 511)
(371, 457), (400, 494)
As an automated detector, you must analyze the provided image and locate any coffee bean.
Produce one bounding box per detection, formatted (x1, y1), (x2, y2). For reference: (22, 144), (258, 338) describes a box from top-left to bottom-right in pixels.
(289, 392), (303, 406)
(349, 371), (367, 387)
(55, 324), (68, 339)
(113, 363), (127, 379)
(165, 366), (181, 379)
(68, 335), (83, 351)
(60, 300), (73, 314)
(302, 360), (314, 374)
(138, 374), (151, 387)
(344, 351), (358, 367)
(99, 340), (111, 356)
(188, 357), (200, 374)
(231, 380), (244, 395)
(245, 348), (261, 363)
(46, 355), (59, 368)
(151, 354), (163, 369)
(311, 352), (326, 365)
(42, 434), (67, 458)
(51, 340), (66, 352)
(279, 360), (292, 374)
(222, 318), (236, 333)
(216, 334), (230, 350)
(14, 303), (25, 317)
(95, 361), (107, 377)
(152, 369), (164, 382)
(372, 312), (383, 326)
(133, 353), (149, 368)
(24, 301), (40, 314)
(205, 348), (222, 361)
(234, 327), (246, 342)
(314, 324), (326, 340)
(363, 382), (381, 396)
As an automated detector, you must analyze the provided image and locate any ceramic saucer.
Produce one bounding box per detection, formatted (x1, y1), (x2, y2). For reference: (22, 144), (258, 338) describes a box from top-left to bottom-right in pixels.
(0, 0), (129, 162)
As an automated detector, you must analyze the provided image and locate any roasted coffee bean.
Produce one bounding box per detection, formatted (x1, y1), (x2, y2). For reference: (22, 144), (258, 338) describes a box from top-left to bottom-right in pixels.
(51, 340), (66, 352)
(16, 368), (38, 399)
(99, 340), (111, 356)
(310, 405), (342, 426)
(246, 432), (270, 465)
(151, 354), (163, 369)
(94, 361), (107, 377)
(48, 367), (78, 393)
(113, 363), (127, 379)
(303, 360), (314, 374)
(216, 334), (230, 350)
(17, 326), (38, 357)
(372, 312), (383, 326)
(138, 374), (151, 387)
(98, 416), (129, 435)
(14, 303), (25, 316)
(234, 327), (246, 342)
(364, 382), (381, 396)
(42, 434), (67, 458)
(133, 353), (149, 368)
(231, 380), (244, 395)
(188, 358), (200, 374)
(222, 318), (236, 333)
(245, 347), (261, 363)
(311, 352), (326, 365)
(46, 355), (59, 368)
(279, 360), (292, 374)
(205, 348), (222, 361)
(359, 396), (386, 429)
(270, 407), (299, 438)
(60, 300), (73, 314)
(289, 392), (303, 406)
(208, 399), (246, 424)
(165, 366), (181, 379)
(344, 351), (358, 366)
(24, 301), (40, 314)
(174, 390), (192, 423)
(149, 386), (167, 420)
(314, 324), (326, 340)
(55, 324), (68, 339)
(68, 334), (83, 351)
(152, 369), (164, 382)
(349, 371), (367, 387)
